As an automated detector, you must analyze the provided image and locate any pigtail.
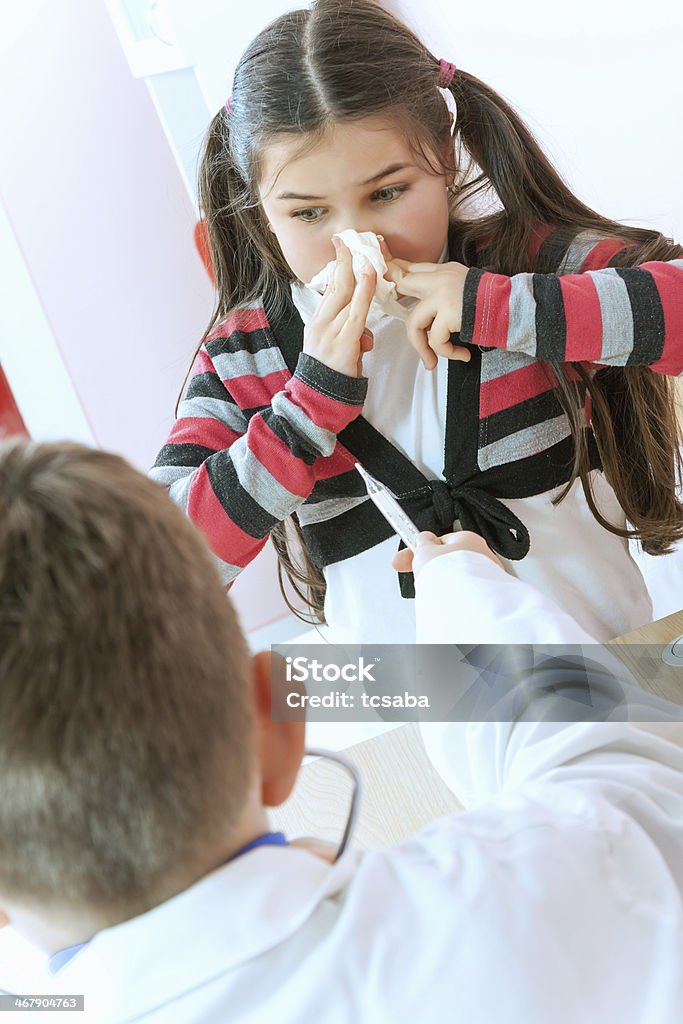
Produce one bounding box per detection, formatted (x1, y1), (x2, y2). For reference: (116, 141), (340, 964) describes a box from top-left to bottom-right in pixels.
(177, 112), (256, 411)
(580, 366), (683, 554)
(192, 109), (328, 621)
(446, 70), (683, 554)
(445, 71), (596, 272)
(198, 109), (266, 328)
(177, 108), (296, 413)
(199, 108), (297, 328)
(447, 70), (682, 271)
(271, 514), (327, 625)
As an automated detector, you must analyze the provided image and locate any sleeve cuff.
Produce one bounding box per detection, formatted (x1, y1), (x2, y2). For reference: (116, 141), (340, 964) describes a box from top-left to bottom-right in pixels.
(294, 352), (368, 406)
(459, 267), (486, 345)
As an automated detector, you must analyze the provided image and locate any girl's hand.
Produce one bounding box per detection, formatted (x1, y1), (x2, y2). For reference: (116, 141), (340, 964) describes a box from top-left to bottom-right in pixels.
(391, 530), (503, 578)
(382, 245), (470, 371)
(304, 237), (376, 378)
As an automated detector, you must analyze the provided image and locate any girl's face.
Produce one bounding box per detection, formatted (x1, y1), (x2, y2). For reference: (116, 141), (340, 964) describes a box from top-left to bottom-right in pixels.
(258, 116), (452, 283)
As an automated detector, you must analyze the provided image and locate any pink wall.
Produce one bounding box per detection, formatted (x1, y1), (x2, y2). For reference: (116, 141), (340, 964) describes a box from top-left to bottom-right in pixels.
(0, 0), (212, 468)
(0, 0), (292, 634)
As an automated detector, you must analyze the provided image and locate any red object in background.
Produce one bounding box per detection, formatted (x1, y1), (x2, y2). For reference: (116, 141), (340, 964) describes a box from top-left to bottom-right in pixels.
(194, 220), (215, 284)
(0, 365), (28, 437)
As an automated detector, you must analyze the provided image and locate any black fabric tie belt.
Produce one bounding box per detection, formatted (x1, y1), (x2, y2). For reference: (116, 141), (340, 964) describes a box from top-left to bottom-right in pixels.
(397, 478), (531, 598)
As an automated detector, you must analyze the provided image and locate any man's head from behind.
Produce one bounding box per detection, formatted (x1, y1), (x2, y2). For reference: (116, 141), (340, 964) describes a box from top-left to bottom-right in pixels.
(0, 440), (302, 947)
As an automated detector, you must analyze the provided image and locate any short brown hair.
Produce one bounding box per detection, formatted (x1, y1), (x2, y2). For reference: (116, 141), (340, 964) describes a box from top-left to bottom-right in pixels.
(0, 440), (255, 917)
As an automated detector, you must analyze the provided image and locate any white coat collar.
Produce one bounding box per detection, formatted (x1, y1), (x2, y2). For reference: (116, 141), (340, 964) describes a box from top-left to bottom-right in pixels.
(45, 845), (360, 1022)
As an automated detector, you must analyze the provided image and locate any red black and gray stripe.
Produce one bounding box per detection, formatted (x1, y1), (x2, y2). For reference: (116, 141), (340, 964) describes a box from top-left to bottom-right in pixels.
(152, 230), (683, 596)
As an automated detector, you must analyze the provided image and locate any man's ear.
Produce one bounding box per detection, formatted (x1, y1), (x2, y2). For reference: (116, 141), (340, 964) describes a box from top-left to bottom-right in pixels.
(251, 650), (305, 807)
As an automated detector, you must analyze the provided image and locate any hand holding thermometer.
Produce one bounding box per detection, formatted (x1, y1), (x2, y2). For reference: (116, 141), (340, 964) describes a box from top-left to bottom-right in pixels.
(354, 462), (421, 552)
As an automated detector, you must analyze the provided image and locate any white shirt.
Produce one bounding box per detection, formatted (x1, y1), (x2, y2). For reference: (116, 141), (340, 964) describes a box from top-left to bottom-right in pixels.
(2, 553), (682, 1023)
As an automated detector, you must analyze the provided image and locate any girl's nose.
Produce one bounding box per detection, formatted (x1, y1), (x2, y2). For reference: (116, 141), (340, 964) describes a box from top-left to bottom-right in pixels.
(349, 220), (380, 237)
(331, 212), (380, 237)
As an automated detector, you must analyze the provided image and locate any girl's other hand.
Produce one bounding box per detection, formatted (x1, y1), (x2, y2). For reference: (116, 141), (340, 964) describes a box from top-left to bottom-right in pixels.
(304, 237), (376, 378)
(383, 255), (471, 371)
(391, 530), (503, 578)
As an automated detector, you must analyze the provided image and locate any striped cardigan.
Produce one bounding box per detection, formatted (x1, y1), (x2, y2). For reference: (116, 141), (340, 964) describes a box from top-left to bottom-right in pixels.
(151, 227), (683, 597)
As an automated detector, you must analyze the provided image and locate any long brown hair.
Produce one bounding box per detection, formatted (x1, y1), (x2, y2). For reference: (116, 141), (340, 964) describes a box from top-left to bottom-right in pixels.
(195, 0), (682, 624)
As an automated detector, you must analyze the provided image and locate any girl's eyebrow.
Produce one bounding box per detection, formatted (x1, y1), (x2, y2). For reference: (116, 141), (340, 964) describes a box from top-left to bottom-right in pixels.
(276, 162), (413, 201)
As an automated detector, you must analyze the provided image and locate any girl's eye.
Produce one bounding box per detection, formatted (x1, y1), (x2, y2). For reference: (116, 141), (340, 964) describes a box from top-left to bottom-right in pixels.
(291, 185), (408, 223)
(293, 207), (326, 223)
(373, 185), (408, 202)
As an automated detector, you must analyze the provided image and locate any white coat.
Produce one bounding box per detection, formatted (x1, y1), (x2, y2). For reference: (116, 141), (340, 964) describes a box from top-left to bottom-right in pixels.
(1, 551), (682, 1023)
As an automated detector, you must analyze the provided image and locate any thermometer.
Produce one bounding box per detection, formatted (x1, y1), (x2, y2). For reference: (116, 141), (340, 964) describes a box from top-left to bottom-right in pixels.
(355, 462), (421, 552)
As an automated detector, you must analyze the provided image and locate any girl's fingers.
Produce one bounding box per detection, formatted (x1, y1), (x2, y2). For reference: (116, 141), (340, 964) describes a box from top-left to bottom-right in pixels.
(425, 312), (451, 354)
(304, 251), (377, 378)
(330, 238), (356, 309)
(377, 235), (394, 263)
(402, 261), (441, 274)
(336, 261), (376, 342)
(384, 266), (435, 299)
(428, 314), (472, 362)
(406, 303), (438, 370)
(383, 259), (406, 287)
(316, 238), (356, 319)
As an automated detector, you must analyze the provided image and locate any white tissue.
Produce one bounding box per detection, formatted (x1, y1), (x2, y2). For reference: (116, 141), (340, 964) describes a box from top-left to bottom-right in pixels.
(306, 229), (415, 326)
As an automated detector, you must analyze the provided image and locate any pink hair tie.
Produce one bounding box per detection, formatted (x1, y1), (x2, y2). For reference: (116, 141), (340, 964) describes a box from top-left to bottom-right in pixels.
(437, 59), (457, 88)
(225, 96), (233, 113)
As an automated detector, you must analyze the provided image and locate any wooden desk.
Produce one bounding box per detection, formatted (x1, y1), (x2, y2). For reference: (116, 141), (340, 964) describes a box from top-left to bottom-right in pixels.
(611, 609), (683, 647)
(608, 608), (683, 704)
(271, 610), (683, 849)
(270, 723), (463, 850)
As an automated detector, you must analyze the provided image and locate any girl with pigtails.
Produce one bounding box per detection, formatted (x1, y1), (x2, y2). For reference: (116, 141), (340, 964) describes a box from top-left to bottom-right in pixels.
(152, 0), (683, 643)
